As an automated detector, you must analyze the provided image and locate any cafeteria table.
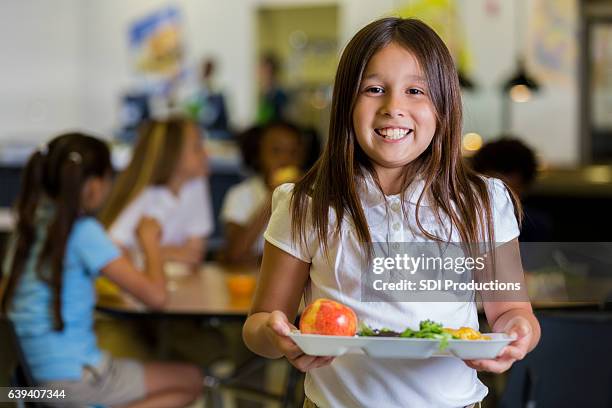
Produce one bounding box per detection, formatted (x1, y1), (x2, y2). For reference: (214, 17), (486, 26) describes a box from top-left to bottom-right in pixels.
(96, 262), (302, 408)
(97, 262), (255, 319)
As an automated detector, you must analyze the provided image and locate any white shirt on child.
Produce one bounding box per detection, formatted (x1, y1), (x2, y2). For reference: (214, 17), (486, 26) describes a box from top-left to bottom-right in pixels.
(220, 176), (269, 255)
(264, 174), (520, 408)
(109, 177), (214, 249)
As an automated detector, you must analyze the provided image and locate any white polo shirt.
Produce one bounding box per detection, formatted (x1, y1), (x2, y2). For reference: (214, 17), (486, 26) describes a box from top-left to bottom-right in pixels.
(220, 176), (269, 255)
(263, 174), (519, 408)
(109, 177), (214, 249)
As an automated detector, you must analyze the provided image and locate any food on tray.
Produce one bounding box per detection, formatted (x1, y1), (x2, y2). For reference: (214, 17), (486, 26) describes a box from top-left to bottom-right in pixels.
(358, 320), (490, 350)
(359, 319), (453, 349)
(443, 327), (491, 340)
(299, 298), (358, 336)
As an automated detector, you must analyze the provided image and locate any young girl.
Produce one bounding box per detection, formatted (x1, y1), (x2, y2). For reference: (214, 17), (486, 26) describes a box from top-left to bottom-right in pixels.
(0, 133), (202, 407)
(242, 18), (541, 408)
(220, 121), (308, 265)
(99, 116), (213, 268)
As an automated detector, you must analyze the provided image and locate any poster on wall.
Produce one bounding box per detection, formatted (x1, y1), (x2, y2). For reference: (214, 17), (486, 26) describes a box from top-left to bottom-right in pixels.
(129, 6), (185, 97)
(528, 0), (577, 86)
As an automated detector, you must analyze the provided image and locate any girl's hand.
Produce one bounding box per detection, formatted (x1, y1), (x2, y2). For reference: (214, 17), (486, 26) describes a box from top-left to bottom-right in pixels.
(136, 216), (162, 251)
(464, 316), (533, 373)
(265, 311), (335, 372)
(166, 240), (203, 266)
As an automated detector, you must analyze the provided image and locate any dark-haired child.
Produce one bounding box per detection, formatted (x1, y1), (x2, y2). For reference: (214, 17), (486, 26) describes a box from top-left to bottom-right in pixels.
(221, 121), (309, 265)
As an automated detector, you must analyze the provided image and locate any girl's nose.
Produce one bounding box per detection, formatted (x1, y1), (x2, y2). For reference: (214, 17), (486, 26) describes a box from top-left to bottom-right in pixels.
(380, 94), (405, 118)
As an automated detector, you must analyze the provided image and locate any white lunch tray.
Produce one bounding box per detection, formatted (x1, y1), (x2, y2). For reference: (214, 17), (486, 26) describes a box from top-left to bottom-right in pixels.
(288, 331), (515, 360)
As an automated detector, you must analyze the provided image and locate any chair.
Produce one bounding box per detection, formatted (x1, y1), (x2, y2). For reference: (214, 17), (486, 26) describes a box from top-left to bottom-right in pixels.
(0, 317), (107, 408)
(0, 315), (44, 407)
(499, 310), (612, 408)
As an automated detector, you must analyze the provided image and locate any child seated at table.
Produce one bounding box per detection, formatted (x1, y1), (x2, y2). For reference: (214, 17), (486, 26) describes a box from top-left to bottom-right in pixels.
(0, 133), (203, 408)
(99, 116), (214, 269)
(96, 116), (224, 365)
(220, 121), (319, 265)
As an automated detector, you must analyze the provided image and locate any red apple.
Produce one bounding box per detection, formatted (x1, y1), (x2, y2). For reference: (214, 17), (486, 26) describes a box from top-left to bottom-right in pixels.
(299, 298), (358, 336)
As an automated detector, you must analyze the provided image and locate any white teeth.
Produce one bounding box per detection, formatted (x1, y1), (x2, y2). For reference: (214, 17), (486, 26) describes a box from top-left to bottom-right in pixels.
(377, 128), (411, 140)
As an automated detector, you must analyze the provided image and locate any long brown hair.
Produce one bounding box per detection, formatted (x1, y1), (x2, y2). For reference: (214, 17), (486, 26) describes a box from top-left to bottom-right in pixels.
(0, 133), (112, 330)
(99, 117), (193, 228)
(291, 17), (521, 256)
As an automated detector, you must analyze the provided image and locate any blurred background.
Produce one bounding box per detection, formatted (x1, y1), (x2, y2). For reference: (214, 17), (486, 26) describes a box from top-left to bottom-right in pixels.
(0, 0), (611, 244)
(0, 0), (612, 244)
(1, 1), (612, 407)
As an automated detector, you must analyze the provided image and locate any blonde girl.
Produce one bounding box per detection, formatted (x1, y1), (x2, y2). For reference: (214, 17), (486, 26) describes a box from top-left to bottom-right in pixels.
(100, 116), (213, 267)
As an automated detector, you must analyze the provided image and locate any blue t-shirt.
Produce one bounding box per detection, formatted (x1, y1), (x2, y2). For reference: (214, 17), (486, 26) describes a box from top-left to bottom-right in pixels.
(7, 208), (120, 382)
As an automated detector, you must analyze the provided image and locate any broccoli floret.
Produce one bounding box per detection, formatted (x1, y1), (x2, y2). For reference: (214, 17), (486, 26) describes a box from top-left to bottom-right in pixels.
(419, 319), (444, 333)
(358, 321), (376, 337)
(399, 328), (416, 338)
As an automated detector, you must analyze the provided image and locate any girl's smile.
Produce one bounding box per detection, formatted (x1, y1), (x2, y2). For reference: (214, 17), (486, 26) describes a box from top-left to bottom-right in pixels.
(374, 126), (414, 142)
(353, 42), (436, 170)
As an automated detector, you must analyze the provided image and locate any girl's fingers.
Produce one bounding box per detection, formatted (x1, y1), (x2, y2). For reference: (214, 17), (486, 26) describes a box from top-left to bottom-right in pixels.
(509, 334), (531, 353)
(265, 314), (301, 356)
(498, 345), (526, 361)
(289, 354), (318, 372)
(465, 344), (527, 373)
(267, 311), (292, 336)
(503, 317), (532, 346)
(465, 319), (533, 373)
(506, 319), (531, 340)
(290, 355), (334, 372)
(465, 357), (513, 373)
(279, 339), (304, 360)
(265, 310), (334, 371)
(312, 356), (335, 369)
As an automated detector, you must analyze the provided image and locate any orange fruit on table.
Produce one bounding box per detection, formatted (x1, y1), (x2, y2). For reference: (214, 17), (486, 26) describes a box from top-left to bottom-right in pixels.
(226, 274), (256, 298)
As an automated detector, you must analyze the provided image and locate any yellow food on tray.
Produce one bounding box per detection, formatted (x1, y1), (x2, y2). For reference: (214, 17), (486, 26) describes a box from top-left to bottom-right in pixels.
(443, 327), (491, 340)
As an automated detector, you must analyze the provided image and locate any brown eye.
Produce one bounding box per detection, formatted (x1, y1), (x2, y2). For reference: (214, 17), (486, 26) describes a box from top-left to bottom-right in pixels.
(365, 86), (384, 94)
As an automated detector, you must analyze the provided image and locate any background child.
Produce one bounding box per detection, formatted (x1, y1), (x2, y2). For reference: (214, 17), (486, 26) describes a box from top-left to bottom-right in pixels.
(220, 121), (317, 265)
(99, 116), (213, 268)
(0, 133), (202, 407)
(471, 137), (553, 242)
(243, 18), (541, 408)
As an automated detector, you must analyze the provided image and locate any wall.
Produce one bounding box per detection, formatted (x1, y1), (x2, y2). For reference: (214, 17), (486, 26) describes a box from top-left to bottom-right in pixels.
(458, 0), (579, 165)
(0, 0), (580, 165)
(0, 1), (81, 142)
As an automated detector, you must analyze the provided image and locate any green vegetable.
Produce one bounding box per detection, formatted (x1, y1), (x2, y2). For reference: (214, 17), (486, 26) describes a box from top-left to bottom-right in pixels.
(358, 319), (453, 350)
(399, 328), (416, 338)
(358, 322), (377, 337)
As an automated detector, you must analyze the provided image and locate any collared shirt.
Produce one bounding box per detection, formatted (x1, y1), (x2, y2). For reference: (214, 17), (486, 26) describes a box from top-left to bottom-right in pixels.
(264, 174), (519, 408)
(7, 204), (120, 381)
(109, 177), (214, 249)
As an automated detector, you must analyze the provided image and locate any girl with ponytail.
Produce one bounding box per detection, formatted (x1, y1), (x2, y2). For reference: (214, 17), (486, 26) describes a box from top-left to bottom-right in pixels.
(0, 133), (203, 407)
